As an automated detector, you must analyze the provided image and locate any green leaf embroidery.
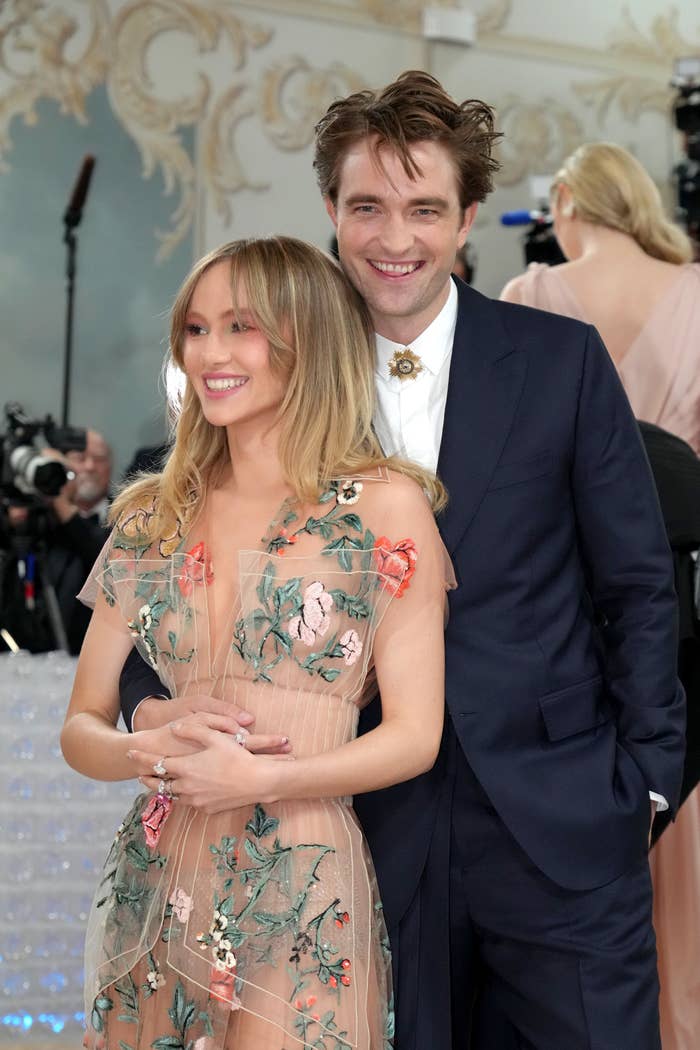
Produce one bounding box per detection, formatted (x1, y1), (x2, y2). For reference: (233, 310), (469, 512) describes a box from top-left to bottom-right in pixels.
(338, 512), (362, 532)
(244, 838), (268, 865)
(257, 562), (276, 605)
(330, 590), (371, 620)
(246, 803), (280, 839)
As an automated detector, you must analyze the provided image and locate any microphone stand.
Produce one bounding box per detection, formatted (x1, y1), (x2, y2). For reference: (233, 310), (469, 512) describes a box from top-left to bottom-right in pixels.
(60, 155), (95, 427)
(61, 220), (78, 427)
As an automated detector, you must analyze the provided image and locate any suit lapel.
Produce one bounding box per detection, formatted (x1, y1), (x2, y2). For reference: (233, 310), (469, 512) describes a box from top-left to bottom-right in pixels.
(437, 281), (527, 554)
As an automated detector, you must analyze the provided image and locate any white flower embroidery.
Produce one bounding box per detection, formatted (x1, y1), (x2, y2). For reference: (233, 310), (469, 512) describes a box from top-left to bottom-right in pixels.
(146, 968), (166, 991)
(127, 603), (158, 669)
(336, 480), (363, 505)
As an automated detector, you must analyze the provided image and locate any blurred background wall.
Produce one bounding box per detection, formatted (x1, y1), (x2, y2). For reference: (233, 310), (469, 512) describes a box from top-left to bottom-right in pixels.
(0, 0), (697, 470)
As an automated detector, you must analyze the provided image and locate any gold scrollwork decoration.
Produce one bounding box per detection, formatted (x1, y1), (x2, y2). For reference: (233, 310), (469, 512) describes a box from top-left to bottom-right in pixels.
(107, 0), (272, 260)
(0, 0), (110, 172)
(494, 94), (584, 187)
(259, 57), (365, 151)
(203, 57), (365, 224)
(474, 0), (512, 34)
(201, 81), (265, 225)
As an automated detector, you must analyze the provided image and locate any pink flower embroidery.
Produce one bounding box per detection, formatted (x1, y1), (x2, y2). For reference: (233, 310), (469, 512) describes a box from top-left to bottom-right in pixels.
(339, 629), (363, 666)
(288, 581), (333, 646)
(169, 887), (193, 922)
(141, 792), (173, 849)
(208, 963), (241, 1010)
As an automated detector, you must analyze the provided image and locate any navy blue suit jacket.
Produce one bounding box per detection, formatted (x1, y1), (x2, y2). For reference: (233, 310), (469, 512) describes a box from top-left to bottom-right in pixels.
(119, 280), (685, 932)
(354, 280), (684, 928)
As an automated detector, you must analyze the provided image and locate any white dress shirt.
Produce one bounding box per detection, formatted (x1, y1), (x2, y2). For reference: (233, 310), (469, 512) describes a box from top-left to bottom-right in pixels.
(373, 279), (458, 475)
(371, 277), (666, 813)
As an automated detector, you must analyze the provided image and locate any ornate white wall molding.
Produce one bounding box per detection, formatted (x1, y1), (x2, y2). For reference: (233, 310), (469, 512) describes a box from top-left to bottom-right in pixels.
(106, 1), (274, 259)
(231, 0), (512, 36)
(0, 1), (366, 259)
(494, 94), (583, 186)
(1, 1), (697, 263)
(572, 8), (700, 128)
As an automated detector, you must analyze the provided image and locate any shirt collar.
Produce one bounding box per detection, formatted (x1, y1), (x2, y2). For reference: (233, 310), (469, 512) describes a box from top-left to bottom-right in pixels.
(374, 278), (458, 381)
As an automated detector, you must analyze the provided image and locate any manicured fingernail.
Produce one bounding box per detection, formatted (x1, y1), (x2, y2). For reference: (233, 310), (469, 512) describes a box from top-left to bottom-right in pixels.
(169, 721), (181, 731)
(238, 712), (254, 725)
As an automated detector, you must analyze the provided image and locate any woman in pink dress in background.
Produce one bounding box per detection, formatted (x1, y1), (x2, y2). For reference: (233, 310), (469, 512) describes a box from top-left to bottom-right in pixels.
(501, 141), (699, 1050)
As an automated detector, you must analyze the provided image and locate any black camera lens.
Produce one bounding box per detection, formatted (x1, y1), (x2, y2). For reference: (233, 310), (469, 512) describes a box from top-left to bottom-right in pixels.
(674, 91), (700, 135)
(9, 446), (70, 497)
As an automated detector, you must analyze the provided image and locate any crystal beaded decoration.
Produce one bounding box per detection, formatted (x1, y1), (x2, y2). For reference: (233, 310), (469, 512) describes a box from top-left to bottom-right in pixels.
(0, 652), (138, 1043)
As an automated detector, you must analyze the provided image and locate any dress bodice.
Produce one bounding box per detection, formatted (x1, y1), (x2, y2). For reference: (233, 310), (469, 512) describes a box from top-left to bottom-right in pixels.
(93, 472), (422, 756)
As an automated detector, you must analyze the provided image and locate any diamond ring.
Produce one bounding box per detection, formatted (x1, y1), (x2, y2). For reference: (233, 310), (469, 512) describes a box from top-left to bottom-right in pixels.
(153, 757), (168, 777)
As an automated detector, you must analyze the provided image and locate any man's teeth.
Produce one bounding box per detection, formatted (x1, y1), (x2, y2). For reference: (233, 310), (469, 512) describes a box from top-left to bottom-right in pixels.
(205, 377), (247, 391)
(372, 261), (420, 274)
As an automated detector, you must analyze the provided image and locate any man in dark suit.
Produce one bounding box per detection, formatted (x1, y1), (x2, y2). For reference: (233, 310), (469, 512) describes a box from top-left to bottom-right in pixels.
(119, 73), (684, 1048)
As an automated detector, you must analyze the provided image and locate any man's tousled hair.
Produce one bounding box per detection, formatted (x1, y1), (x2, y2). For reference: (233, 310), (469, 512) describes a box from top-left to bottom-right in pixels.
(314, 70), (501, 210)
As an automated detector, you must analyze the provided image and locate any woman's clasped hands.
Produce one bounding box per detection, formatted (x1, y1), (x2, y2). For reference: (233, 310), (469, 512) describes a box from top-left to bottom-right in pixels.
(126, 712), (294, 814)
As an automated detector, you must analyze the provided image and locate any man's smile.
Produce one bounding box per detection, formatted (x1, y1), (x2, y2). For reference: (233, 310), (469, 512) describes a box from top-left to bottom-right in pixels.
(369, 260), (424, 276)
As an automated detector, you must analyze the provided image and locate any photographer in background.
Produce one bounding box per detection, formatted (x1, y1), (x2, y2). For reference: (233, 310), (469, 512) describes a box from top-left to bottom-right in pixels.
(44, 428), (113, 652)
(59, 429), (112, 526)
(1, 425), (112, 655)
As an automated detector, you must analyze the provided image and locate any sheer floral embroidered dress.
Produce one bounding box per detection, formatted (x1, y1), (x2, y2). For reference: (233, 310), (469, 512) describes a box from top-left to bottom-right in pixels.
(78, 469), (451, 1050)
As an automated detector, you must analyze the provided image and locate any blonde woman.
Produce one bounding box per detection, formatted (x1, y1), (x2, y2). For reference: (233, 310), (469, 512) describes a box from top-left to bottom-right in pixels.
(501, 141), (699, 452)
(501, 142), (700, 1050)
(61, 236), (450, 1049)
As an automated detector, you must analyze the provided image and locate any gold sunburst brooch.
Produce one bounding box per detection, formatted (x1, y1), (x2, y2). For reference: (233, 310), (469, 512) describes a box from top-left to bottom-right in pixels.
(388, 348), (423, 381)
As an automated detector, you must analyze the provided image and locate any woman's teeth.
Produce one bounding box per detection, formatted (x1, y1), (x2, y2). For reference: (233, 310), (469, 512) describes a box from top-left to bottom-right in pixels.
(205, 377), (248, 391)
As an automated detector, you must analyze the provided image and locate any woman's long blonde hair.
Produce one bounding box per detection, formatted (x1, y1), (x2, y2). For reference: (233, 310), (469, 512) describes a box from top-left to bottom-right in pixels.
(111, 236), (445, 538)
(552, 142), (693, 265)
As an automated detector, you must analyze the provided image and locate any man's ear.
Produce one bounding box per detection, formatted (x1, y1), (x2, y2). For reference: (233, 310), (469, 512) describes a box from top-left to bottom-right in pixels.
(457, 202), (478, 247)
(324, 196), (339, 228)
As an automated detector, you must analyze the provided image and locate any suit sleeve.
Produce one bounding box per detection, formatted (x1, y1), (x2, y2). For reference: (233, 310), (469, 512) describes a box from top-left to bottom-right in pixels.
(571, 325), (686, 811)
(119, 647), (171, 732)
